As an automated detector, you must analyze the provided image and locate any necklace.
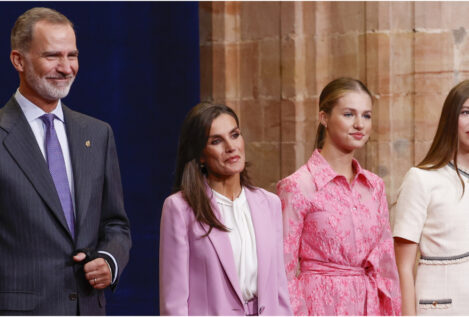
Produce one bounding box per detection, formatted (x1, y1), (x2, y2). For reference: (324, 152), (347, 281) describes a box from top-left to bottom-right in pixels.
(448, 161), (469, 178)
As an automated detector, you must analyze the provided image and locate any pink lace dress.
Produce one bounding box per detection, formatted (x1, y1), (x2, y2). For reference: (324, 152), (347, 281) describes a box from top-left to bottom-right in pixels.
(277, 150), (401, 315)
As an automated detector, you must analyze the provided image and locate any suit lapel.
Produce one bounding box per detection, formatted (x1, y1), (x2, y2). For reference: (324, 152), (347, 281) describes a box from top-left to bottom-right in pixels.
(202, 187), (245, 305)
(0, 98), (71, 237)
(63, 106), (92, 235)
(245, 187), (271, 299)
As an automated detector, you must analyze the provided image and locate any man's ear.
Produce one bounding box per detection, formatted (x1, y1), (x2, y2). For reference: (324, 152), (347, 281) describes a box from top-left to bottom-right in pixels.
(319, 110), (328, 128)
(10, 50), (25, 72)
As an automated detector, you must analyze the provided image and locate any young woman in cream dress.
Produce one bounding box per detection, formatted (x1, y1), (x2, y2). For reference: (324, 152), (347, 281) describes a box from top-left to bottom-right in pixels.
(393, 80), (469, 315)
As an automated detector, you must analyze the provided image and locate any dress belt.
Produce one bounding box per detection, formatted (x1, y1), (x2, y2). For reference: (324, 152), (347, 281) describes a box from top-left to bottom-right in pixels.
(420, 251), (469, 265)
(300, 260), (366, 277)
(300, 260), (396, 315)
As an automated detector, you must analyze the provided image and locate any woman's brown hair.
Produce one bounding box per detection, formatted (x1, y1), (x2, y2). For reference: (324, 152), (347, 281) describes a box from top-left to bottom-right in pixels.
(172, 102), (252, 235)
(417, 80), (469, 193)
(315, 77), (373, 149)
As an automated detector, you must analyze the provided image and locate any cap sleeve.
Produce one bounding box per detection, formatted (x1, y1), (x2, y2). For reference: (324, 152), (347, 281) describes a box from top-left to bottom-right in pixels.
(392, 167), (430, 243)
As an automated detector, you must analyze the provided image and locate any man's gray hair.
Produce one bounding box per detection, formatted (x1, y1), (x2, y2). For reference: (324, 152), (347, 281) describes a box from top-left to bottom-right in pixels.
(11, 7), (74, 52)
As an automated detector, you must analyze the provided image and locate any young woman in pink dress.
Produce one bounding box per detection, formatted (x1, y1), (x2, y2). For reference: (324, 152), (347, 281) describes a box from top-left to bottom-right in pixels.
(277, 77), (401, 315)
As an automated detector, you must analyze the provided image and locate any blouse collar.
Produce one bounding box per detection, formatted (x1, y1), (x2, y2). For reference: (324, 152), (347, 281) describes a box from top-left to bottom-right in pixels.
(212, 187), (247, 207)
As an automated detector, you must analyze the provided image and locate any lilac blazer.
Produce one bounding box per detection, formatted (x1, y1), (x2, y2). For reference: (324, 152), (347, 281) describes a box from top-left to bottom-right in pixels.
(159, 186), (292, 316)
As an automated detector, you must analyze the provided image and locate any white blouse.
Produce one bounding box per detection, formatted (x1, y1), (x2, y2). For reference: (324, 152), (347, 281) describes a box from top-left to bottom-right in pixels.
(213, 187), (258, 301)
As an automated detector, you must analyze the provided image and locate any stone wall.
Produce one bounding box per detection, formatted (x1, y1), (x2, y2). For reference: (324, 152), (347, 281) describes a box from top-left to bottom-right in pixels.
(199, 1), (469, 204)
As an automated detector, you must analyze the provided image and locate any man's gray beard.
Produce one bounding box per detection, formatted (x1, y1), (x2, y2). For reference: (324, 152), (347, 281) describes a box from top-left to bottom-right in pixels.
(24, 65), (75, 101)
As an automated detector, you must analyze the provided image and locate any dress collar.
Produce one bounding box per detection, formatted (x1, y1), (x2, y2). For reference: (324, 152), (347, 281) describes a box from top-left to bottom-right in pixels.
(306, 149), (373, 190)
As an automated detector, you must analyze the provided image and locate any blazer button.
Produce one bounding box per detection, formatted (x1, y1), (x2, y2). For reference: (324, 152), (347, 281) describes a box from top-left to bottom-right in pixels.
(69, 293), (78, 301)
(258, 306), (265, 315)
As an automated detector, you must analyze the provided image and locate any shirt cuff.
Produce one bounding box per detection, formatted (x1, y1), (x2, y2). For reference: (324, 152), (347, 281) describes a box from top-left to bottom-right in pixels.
(98, 250), (118, 284)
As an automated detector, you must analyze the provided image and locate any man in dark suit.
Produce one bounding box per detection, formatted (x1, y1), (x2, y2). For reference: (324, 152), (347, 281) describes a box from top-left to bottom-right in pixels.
(0, 7), (131, 315)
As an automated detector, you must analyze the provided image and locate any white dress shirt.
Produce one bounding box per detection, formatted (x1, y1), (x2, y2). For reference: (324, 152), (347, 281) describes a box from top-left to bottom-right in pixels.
(14, 89), (118, 284)
(213, 187), (258, 301)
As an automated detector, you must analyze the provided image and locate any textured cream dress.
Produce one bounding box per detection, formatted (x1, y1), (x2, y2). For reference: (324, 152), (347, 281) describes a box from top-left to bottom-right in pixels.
(392, 164), (469, 315)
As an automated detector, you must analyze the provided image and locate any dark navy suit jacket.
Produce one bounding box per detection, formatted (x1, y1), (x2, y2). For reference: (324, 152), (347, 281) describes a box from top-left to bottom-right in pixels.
(0, 97), (131, 315)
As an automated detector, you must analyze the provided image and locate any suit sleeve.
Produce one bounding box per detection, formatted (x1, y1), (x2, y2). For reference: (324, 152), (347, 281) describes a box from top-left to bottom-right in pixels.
(96, 124), (132, 288)
(272, 195), (293, 315)
(159, 195), (189, 315)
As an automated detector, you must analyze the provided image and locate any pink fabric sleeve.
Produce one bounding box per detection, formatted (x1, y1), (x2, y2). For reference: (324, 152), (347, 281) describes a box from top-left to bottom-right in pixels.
(277, 177), (308, 315)
(365, 181), (402, 316)
(159, 196), (190, 315)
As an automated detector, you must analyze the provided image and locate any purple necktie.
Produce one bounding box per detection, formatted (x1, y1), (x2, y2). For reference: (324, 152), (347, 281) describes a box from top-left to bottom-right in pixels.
(41, 113), (75, 238)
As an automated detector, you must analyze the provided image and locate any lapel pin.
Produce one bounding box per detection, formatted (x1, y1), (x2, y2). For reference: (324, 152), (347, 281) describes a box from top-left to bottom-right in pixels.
(85, 140), (91, 148)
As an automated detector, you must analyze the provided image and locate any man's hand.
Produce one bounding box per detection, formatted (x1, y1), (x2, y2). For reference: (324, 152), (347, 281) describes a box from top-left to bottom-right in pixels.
(73, 252), (112, 289)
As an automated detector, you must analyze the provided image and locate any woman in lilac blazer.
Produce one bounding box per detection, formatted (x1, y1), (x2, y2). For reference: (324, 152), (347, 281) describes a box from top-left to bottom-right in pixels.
(159, 102), (292, 316)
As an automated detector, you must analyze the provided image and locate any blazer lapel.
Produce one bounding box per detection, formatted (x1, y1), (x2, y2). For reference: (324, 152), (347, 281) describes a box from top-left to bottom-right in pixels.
(202, 187), (245, 305)
(245, 187), (271, 299)
(0, 98), (71, 237)
(63, 106), (92, 236)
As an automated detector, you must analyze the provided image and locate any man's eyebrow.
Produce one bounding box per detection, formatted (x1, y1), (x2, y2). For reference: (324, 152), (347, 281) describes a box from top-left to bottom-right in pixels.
(41, 50), (79, 56)
(41, 51), (60, 56)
